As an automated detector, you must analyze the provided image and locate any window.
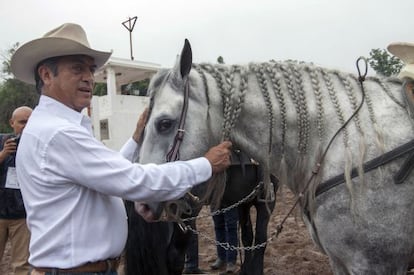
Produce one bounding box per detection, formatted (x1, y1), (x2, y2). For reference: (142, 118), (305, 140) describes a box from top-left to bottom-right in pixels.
(100, 119), (109, 140)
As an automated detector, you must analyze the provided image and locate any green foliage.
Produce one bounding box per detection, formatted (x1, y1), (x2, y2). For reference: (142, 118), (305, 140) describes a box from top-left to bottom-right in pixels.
(368, 48), (403, 77)
(93, 79), (150, 96)
(131, 78), (150, 96)
(217, 56), (225, 64)
(1, 42), (19, 79)
(0, 43), (39, 132)
(93, 83), (107, 96)
(121, 78), (150, 96)
(0, 79), (38, 132)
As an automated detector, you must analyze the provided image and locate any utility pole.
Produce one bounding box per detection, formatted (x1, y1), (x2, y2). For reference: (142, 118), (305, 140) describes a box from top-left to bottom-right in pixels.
(122, 16), (137, 60)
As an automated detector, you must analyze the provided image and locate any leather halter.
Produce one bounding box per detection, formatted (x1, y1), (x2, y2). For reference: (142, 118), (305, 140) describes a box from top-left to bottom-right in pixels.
(166, 79), (190, 162)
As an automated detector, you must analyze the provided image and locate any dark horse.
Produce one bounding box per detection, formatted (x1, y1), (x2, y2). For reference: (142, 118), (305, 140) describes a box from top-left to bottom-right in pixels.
(124, 151), (278, 275)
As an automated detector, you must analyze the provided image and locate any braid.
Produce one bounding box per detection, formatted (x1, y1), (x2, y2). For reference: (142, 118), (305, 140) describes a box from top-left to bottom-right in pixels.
(290, 62), (310, 154)
(279, 63), (303, 153)
(267, 62), (287, 152)
(200, 63), (231, 140)
(334, 72), (363, 133)
(306, 65), (325, 141)
(252, 63), (274, 153)
(320, 69), (349, 147)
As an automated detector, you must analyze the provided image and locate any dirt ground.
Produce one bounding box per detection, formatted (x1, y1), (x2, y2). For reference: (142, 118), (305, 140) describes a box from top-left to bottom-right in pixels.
(194, 187), (332, 275)
(0, 188), (333, 275)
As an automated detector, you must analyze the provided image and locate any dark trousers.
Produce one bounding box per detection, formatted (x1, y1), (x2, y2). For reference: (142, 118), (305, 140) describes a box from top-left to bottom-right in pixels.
(212, 207), (238, 263)
(184, 229), (199, 270)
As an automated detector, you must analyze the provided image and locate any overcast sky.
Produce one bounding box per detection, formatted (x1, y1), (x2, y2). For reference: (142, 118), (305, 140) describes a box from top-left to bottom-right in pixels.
(0, 0), (413, 74)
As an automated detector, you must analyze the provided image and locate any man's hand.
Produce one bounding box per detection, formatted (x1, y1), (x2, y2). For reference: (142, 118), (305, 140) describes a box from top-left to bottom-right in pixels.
(135, 202), (156, 222)
(132, 107), (149, 143)
(204, 141), (232, 173)
(0, 137), (17, 163)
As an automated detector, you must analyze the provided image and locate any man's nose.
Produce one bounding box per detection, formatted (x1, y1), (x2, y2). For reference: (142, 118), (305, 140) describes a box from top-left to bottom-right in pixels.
(83, 70), (95, 85)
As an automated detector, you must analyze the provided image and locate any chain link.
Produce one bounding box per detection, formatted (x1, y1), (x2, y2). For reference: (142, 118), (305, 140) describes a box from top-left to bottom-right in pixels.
(179, 181), (290, 252)
(181, 181), (264, 223)
(184, 223), (269, 252)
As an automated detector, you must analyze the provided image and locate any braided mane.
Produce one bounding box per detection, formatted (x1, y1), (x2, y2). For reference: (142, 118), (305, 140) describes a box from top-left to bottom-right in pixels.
(190, 60), (404, 214)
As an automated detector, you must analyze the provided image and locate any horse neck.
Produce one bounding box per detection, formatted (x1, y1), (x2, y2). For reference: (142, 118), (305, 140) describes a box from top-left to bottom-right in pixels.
(195, 62), (408, 194)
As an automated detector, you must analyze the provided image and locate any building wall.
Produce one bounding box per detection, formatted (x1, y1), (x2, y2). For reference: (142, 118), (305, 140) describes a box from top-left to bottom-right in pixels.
(90, 94), (149, 151)
(88, 57), (160, 151)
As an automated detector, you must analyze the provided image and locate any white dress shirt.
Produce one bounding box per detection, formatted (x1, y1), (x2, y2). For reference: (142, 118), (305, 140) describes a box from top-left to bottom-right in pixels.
(16, 95), (212, 268)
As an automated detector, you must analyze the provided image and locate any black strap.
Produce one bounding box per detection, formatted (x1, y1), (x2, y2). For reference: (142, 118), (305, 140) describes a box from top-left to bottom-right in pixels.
(166, 81), (190, 162)
(316, 139), (414, 197)
(394, 152), (414, 184)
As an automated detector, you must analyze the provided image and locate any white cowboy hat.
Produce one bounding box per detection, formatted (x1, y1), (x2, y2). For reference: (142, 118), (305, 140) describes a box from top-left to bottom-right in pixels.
(11, 23), (112, 85)
(387, 42), (414, 80)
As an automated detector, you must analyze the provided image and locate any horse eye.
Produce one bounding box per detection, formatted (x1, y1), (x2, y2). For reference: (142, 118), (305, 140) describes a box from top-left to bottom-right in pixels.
(156, 119), (174, 133)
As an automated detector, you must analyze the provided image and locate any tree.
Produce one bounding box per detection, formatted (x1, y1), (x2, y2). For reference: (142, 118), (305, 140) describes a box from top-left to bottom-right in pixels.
(0, 44), (39, 133)
(1, 42), (19, 79)
(93, 83), (107, 96)
(368, 48), (403, 77)
(0, 79), (39, 133)
(217, 56), (225, 64)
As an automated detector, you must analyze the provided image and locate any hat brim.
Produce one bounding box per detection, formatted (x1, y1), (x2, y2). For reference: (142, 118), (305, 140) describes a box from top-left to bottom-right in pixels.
(398, 64), (414, 80)
(387, 42), (414, 64)
(11, 37), (111, 85)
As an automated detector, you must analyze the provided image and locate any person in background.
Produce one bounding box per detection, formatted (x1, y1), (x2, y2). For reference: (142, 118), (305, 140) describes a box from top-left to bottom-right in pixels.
(387, 41), (414, 273)
(210, 207), (238, 274)
(10, 22), (232, 275)
(183, 222), (205, 274)
(0, 106), (32, 275)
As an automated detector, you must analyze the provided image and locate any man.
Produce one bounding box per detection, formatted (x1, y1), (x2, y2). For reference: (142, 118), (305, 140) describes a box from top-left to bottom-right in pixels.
(388, 42), (414, 272)
(387, 42), (414, 118)
(10, 23), (232, 275)
(0, 106), (32, 275)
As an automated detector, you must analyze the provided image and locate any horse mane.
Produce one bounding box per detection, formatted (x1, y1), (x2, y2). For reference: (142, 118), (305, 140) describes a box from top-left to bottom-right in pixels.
(188, 60), (405, 217)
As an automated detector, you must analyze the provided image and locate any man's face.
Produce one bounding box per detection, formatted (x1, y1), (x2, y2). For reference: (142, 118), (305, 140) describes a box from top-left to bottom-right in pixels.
(10, 108), (32, 135)
(41, 55), (97, 112)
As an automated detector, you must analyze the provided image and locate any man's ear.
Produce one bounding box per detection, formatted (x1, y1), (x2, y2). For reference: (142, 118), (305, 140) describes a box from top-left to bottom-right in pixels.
(37, 65), (53, 85)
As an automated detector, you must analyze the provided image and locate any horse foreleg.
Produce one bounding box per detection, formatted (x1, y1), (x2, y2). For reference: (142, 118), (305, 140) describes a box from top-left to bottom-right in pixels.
(124, 201), (171, 275)
(238, 203), (255, 275)
(166, 223), (191, 275)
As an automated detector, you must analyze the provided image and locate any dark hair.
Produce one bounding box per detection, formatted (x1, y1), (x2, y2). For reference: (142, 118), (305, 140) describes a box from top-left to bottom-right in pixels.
(34, 57), (60, 93)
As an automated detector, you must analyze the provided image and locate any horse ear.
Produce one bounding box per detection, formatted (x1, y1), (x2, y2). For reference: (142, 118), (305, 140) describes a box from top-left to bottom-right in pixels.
(180, 39), (192, 78)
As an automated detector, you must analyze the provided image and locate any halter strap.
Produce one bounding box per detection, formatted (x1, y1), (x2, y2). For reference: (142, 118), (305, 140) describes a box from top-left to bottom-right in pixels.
(166, 80), (190, 162)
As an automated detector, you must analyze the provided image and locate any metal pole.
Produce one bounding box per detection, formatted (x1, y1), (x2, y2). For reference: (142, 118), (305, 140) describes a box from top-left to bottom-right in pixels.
(122, 16), (137, 60)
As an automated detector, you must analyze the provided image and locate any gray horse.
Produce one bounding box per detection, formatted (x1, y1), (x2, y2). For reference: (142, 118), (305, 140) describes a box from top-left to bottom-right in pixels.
(138, 39), (414, 274)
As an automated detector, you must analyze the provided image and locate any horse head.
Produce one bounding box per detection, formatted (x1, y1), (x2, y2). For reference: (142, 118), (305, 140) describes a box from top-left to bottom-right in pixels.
(139, 39), (223, 219)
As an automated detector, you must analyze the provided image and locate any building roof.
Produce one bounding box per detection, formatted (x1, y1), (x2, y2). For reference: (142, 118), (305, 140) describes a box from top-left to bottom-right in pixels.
(94, 56), (161, 85)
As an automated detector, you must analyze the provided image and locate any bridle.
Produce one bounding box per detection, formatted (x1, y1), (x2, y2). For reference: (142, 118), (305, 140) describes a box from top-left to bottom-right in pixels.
(162, 78), (199, 225)
(166, 79), (190, 162)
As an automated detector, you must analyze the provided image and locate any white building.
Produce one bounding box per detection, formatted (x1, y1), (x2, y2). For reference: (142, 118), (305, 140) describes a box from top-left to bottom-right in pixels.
(88, 57), (160, 150)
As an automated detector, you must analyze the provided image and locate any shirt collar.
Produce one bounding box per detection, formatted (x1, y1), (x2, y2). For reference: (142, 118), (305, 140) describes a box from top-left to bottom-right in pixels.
(37, 95), (93, 133)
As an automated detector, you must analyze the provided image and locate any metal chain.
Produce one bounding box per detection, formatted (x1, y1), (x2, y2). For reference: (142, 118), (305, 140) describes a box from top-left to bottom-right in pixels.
(184, 223), (269, 252)
(180, 181), (279, 252)
(181, 181), (264, 222)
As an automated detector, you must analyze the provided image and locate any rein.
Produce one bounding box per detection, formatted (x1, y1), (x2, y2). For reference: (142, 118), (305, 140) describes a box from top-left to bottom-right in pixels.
(316, 138), (414, 196)
(273, 57), (369, 237)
